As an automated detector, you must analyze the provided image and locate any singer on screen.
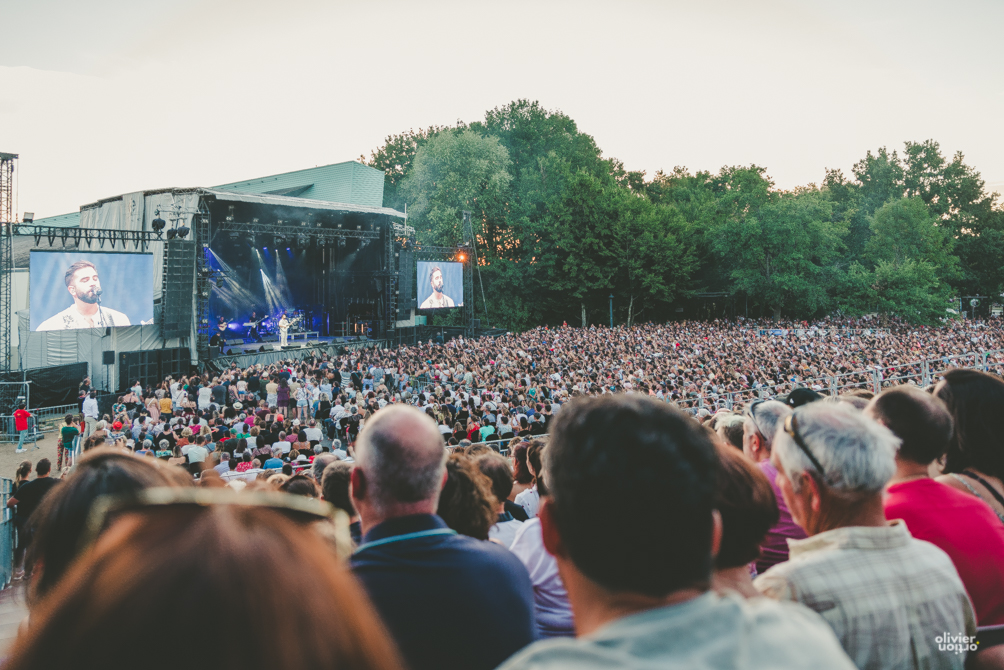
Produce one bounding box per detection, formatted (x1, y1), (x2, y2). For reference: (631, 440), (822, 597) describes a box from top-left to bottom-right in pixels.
(36, 260), (131, 330)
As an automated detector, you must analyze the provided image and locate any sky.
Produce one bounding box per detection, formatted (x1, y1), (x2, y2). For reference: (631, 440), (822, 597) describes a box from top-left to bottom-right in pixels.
(2, 0), (1003, 219)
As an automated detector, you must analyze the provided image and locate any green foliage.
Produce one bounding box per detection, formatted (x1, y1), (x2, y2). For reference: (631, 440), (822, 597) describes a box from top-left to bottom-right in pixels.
(361, 101), (1004, 327)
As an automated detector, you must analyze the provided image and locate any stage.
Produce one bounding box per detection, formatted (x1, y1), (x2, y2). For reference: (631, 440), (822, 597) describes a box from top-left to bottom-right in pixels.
(202, 334), (389, 372)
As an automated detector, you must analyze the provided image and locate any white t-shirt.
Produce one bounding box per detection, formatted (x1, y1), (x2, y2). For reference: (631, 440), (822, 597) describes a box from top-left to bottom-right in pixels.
(515, 485), (540, 519)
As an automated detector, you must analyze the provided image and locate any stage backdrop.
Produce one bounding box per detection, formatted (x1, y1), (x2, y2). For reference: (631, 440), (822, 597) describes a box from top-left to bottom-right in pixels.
(29, 250), (154, 332)
(417, 261), (463, 310)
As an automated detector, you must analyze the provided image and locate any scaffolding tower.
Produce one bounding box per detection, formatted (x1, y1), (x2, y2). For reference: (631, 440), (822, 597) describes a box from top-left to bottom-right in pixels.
(0, 153), (17, 373)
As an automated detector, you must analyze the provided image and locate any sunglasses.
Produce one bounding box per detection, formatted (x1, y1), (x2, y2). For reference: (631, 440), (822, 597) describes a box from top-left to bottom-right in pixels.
(83, 488), (352, 558)
(744, 398), (769, 438)
(782, 412), (825, 476)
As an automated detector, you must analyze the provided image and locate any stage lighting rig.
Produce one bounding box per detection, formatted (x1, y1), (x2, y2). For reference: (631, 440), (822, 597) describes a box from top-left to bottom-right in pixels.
(166, 228), (178, 240)
(176, 224), (190, 238)
(152, 211), (166, 232)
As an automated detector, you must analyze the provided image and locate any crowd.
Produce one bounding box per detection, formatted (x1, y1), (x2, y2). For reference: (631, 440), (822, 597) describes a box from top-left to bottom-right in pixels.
(3, 318), (1004, 669)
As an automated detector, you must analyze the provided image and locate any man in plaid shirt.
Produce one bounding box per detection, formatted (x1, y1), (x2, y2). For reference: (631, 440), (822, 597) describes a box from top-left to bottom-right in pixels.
(755, 402), (976, 670)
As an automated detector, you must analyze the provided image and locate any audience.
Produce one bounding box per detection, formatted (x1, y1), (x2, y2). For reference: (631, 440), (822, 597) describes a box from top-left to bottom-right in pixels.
(476, 453), (525, 547)
(868, 386), (1004, 627)
(755, 401), (976, 669)
(436, 453), (497, 540)
(741, 399), (805, 573)
(712, 443), (779, 599)
(499, 394), (855, 669)
(349, 405), (535, 670)
(4, 492), (403, 670)
(933, 369), (1004, 523)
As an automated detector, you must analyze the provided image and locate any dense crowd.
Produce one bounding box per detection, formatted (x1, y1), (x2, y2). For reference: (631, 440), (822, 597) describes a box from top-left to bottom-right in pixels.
(3, 318), (1004, 669)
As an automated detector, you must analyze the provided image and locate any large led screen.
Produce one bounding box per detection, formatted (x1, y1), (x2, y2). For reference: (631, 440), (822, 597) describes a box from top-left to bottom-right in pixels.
(30, 250), (154, 331)
(417, 261), (463, 310)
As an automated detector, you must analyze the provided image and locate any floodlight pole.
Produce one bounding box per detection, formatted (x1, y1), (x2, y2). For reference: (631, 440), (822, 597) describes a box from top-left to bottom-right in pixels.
(609, 294), (614, 329)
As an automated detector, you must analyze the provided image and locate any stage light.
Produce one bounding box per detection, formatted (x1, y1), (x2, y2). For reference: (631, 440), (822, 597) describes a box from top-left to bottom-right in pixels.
(152, 216), (166, 232)
(458, 253), (466, 262)
(176, 225), (190, 238)
(166, 229), (178, 240)
(22, 212), (33, 223)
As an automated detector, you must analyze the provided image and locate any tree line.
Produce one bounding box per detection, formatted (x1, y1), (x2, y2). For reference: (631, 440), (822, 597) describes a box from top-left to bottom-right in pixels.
(362, 100), (1004, 329)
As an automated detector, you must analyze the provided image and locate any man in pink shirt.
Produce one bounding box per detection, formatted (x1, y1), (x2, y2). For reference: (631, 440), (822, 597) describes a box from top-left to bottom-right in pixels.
(743, 399), (806, 574)
(868, 386), (1004, 626)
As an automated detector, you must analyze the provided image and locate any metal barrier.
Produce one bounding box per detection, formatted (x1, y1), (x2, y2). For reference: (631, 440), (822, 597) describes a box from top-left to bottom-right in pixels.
(0, 403), (79, 443)
(0, 478), (13, 588)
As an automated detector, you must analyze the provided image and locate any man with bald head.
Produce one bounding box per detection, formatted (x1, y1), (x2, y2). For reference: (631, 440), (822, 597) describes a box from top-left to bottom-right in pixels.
(350, 405), (535, 670)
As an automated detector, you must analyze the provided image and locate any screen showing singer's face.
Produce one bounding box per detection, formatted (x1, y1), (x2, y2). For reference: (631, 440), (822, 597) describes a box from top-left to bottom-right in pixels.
(68, 265), (101, 304)
(29, 250), (154, 331)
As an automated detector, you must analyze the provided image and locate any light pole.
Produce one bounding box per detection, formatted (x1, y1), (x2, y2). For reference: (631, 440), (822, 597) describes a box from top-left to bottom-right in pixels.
(609, 294), (614, 328)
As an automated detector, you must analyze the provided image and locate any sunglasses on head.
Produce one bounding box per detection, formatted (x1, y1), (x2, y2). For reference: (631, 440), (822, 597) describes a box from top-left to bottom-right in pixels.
(83, 488), (352, 558)
(782, 412), (825, 475)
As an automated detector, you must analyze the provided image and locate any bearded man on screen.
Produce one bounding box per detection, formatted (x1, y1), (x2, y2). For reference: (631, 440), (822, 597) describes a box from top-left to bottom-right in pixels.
(37, 260), (131, 330)
(420, 266), (455, 309)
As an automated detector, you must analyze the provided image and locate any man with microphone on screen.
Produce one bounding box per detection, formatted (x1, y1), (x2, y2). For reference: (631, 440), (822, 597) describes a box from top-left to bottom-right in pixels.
(37, 260), (131, 330)
(420, 265), (456, 309)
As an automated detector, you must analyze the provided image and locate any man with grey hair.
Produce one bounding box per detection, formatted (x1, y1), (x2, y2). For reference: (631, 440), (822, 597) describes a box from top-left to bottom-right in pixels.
(349, 404), (534, 670)
(310, 452), (336, 482)
(755, 402), (976, 670)
(742, 399), (805, 572)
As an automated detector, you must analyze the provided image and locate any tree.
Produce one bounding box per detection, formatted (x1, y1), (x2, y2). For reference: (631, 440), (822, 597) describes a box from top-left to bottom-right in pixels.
(398, 129), (512, 248)
(361, 126), (449, 210)
(713, 189), (842, 319)
(864, 196), (958, 282)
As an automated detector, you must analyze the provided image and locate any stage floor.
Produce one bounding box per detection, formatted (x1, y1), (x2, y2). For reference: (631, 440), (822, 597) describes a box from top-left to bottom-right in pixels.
(203, 335), (381, 370)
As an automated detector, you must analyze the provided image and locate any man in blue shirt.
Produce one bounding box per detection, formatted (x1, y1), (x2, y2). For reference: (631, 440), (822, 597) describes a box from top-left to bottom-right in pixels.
(262, 447), (283, 470)
(350, 405), (535, 670)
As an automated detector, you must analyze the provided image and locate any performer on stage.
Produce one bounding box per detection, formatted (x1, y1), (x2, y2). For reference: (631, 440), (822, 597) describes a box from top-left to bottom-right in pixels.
(247, 311), (263, 343)
(215, 318), (228, 354)
(278, 312), (290, 347)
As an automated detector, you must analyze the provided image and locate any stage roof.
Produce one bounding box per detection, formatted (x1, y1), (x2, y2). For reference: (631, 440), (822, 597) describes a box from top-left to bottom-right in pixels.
(34, 160), (394, 228)
(201, 188), (404, 218)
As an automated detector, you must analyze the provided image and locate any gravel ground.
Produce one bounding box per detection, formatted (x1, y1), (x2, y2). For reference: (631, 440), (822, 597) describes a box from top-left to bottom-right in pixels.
(0, 433), (60, 481)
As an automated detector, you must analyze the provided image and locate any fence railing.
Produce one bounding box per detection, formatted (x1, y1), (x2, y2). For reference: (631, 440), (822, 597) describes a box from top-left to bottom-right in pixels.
(0, 478), (13, 589)
(0, 403), (79, 443)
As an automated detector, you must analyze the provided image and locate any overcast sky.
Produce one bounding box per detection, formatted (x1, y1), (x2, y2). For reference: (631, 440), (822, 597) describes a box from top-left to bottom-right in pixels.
(2, 0), (1002, 218)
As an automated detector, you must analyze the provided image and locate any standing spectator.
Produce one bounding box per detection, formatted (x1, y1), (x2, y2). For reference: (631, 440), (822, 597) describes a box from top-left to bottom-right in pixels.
(499, 395), (854, 670)
(82, 390), (99, 438)
(13, 403), (32, 454)
(56, 414), (80, 471)
(7, 459), (60, 580)
(755, 402), (976, 670)
(742, 399), (805, 573)
(868, 386), (1004, 626)
(350, 405), (534, 670)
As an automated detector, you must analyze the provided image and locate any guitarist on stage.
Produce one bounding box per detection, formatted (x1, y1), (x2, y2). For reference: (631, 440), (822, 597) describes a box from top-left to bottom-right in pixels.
(247, 311), (264, 343)
(278, 312), (290, 347)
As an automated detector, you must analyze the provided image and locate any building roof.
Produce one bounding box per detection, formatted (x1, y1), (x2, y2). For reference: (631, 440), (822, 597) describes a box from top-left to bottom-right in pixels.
(41, 160), (393, 227)
(212, 161), (385, 209)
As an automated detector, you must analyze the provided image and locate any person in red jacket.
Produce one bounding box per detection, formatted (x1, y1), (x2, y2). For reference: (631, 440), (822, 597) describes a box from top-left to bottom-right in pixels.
(13, 403), (32, 454)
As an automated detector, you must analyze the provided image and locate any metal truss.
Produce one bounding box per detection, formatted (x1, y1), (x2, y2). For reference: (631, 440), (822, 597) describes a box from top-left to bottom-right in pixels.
(17, 225), (164, 251)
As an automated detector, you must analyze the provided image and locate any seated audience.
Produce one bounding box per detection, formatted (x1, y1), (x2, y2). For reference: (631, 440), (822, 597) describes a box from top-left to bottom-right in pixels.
(349, 405), (534, 670)
(867, 386), (1004, 626)
(499, 395), (855, 669)
(741, 399), (804, 574)
(712, 443), (779, 598)
(4, 493), (403, 670)
(755, 402), (976, 670)
(934, 369), (1004, 524)
(476, 453), (524, 547)
(436, 453), (497, 540)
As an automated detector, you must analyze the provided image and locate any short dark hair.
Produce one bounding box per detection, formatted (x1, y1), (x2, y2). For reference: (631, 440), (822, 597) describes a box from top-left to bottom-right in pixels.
(475, 453), (514, 503)
(870, 386), (953, 465)
(36, 458), (52, 476)
(64, 260), (96, 288)
(714, 444), (778, 569)
(321, 461), (355, 516)
(546, 395), (718, 597)
(279, 474), (318, 498)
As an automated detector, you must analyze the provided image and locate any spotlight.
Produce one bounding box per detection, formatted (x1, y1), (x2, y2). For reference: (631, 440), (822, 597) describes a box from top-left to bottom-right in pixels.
(22, 212), (33, 223)
(166, 229), (178, 240)
(176, 225), (190, 238)
(338, 238), (346, 248)
(152, 216), (166, 232)
(458, 253), (466, 262)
